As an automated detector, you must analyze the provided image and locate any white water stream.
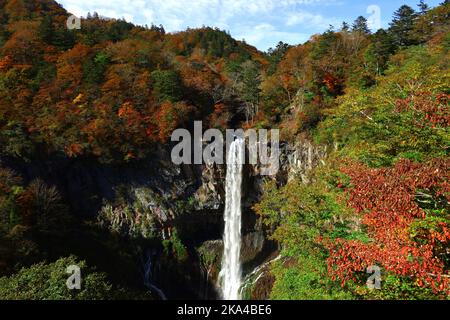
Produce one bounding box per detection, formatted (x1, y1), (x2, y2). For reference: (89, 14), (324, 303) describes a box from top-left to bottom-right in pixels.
(219, 138), (245, 300)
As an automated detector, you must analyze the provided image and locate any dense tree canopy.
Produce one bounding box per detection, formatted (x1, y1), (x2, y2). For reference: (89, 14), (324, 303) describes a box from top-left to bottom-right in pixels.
(255, 1), (450, 300)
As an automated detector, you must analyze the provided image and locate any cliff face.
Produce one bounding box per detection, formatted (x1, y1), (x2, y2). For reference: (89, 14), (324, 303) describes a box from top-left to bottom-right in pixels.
(0, 138), (326, 299)
(282, 140), (328, 183)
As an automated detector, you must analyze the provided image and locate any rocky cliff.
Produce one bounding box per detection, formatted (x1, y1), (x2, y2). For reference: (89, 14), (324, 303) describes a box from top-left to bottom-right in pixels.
(0, 137), (326, 299)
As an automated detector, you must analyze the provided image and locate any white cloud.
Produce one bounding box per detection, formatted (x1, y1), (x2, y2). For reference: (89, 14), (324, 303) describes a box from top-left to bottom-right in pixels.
(56, 0), (340, 49)
(235, 23), (309, 50)
(286, 11), (327, 27)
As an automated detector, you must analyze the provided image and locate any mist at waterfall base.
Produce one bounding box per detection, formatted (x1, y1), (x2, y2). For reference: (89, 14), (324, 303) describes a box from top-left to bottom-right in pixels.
(219, 138), (245, 300)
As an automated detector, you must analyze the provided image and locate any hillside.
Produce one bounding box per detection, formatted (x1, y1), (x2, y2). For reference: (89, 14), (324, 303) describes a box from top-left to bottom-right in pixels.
(0, 0), (266, 163)
(0, 0), (449, 300)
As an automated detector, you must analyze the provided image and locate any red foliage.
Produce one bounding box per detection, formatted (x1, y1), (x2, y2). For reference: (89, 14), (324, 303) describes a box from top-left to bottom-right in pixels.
(117, 101), (153, 146)
(0, 55), (13, 71)
(154, 101), (194, 143)
(209, 103), (229, 129)
(323, 73), (339, 92)
(325, 159), (450, 293)
(396, 92), (450, 128)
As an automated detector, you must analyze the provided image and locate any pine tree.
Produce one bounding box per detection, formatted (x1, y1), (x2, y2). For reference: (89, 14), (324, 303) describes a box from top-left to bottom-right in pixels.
(267, 41), (290, 75)
(418, 0), (430, 14)
(341, 22), (350, 32)
(38, 15), (54, 44)
(352, 16), (370, 34)
(389, 5), (418, 47)
(365, 29), (396, 74)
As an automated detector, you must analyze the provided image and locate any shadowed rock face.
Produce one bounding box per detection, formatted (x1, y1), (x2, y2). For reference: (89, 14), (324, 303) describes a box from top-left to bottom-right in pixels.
(0, 138), (326, 299)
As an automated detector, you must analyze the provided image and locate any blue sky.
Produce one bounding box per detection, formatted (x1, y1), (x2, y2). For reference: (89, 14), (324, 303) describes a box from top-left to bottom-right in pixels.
(57, 0), (443, 51)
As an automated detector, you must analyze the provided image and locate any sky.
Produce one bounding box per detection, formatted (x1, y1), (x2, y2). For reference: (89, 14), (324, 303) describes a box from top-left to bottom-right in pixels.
(56, 0), (444, 51)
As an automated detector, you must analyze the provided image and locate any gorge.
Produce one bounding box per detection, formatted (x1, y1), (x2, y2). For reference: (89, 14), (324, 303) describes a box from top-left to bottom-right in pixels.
(0, 0), (448, 301)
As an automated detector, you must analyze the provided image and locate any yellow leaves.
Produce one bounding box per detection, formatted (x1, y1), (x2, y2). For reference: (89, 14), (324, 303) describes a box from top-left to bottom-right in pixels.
(117, 102), (136, 118)
(72, 94), (83, 105)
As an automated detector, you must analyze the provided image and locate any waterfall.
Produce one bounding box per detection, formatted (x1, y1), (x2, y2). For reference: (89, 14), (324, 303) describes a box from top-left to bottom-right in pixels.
(239, 255), (282, 298)
(219, 138), (245, 300)
(142, 250), (167, 300)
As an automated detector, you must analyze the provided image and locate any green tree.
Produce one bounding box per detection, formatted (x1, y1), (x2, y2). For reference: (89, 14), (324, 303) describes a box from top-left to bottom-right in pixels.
(254, 178), (357, 300)
(240, 60), (262, 123)
(83, 52), (110, 84)
(364, 29), (396, 75)
(0, 256), (131, 300)
(341, 22), (350, 32)
(352, 16), (371, 34)
(267, 41), (291, 75)
(389, 5), (418, 47)
(151, 70), (183, 103)
(418, 0), (430, 14)
(38, 15), (54, 44)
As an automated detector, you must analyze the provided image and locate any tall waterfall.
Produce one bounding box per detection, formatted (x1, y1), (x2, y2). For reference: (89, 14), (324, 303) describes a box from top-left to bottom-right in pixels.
(219, 138), (244, 300)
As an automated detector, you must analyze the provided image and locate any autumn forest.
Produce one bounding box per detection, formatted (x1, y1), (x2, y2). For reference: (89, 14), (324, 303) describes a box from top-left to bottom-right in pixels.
(0, 0), (449, 301)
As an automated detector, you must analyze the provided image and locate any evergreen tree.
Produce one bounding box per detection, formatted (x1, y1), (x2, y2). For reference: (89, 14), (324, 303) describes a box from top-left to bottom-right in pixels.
(53, 26), (76, 50)
(241, 60), (261, 106)
(389, 5), (418, 47)
(341, 21), (350, 32)
(38, 15), (54, 44)
(352, 16), (371, 34)
(267, 41), (291, 75)
(418, 0), (430, 14)
(151, 70), (183, 103)
(365, 29), (396, 74)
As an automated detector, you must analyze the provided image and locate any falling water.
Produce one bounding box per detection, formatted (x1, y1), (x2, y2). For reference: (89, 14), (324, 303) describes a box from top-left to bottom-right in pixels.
(219, 138), (245, 300)
(142, 250), (167, 300)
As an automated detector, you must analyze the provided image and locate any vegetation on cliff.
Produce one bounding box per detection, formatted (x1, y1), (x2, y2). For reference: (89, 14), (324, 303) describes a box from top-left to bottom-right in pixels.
(255, 2), (450, 300)
(0, 0), (448, 300)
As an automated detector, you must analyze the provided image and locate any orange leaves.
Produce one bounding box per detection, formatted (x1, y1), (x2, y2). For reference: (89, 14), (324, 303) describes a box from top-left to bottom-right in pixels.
(65, 143), (83, 158)
(4, 0), (30, 20)
(209, 103), (229, 130)
(118, 101), (146, 129)
(0, 55), (13, 71)
(178, 59), (221, 93)
(2, 21), (41, 64)
(56, 43), (90, 90)
(325, 159), (450, 293)
(116, 101), (154, 147)
(154, 101), (194, 143)
(323, 73), (339, 93)
(117, 101), (136, 118)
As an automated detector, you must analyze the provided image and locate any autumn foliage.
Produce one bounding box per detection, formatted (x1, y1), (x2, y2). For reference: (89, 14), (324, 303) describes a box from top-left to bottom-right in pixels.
(396, 92), (450, 128)
(0, 0), (266, 162)
(326, 159), (450, 293)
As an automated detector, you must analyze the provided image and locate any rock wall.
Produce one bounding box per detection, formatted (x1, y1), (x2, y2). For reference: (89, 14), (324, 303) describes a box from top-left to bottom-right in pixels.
(0, 137), (327, 299)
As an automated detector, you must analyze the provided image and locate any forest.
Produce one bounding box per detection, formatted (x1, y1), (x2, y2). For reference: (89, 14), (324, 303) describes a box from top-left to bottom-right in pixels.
(0, 0), (449, 300)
